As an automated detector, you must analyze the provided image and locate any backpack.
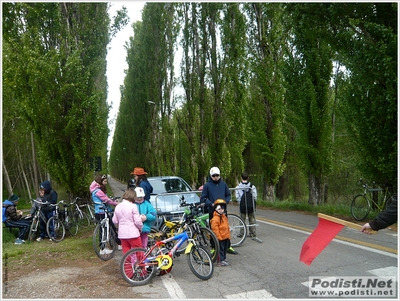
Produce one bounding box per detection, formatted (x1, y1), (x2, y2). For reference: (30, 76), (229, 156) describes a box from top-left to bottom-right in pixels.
(2, 207), (7, 223)
(239, 183), (255, 213)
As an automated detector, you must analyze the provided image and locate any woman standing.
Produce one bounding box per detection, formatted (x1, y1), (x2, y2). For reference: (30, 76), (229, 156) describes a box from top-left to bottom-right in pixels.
(130, 167), (153, 203)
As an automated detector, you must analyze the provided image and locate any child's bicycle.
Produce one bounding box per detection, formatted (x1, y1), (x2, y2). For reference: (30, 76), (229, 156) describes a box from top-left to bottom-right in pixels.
(120, 228), (214, 286)
(351, 179), (396, 221)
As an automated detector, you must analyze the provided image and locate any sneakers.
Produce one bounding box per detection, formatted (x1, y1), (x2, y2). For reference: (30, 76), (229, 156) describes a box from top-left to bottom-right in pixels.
(118, 245), (122, 251)
(36, 237), (43, 242)
(217, 260), (229, 267)
(227, 247), (238, 255)
(14, 238), (25, 245)
(99, 248), (113, 255)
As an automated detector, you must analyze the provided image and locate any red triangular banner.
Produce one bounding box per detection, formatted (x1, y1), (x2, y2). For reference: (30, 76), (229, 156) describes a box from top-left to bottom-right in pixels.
(300, 217), (345, 266)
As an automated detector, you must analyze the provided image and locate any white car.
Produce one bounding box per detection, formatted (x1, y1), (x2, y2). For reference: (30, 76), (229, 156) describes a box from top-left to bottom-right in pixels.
(147, 176), (200, 227)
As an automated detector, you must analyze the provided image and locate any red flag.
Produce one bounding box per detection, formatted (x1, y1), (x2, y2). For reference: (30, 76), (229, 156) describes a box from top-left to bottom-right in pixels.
(299, 217), (344, 266)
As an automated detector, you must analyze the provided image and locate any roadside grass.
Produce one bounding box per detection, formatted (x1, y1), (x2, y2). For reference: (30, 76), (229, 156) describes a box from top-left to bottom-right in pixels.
(2, 225), (98, 268)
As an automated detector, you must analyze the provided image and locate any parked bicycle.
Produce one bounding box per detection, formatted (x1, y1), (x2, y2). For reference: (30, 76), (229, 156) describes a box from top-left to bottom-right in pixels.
(71, 197), (92, 229)
(27, 199), (51, 242)
(351, 179), (396, 221)
(149, 201), (220, 263)
(120, 226), (214, 286)
(92, 197), (120, 261)
(47, 200), (79, 242)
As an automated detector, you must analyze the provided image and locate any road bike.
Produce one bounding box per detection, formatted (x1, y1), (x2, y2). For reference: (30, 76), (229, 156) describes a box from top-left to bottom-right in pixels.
(351, 180), (396, 221)
(120, 227), (214, 286)
(92, 197), (120, 261)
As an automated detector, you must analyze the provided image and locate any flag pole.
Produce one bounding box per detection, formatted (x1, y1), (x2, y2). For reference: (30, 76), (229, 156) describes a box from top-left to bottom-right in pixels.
(317, 213), (377, 234)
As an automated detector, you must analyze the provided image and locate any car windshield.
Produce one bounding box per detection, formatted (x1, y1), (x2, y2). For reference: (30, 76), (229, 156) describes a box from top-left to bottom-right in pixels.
(150, 178), (192, 194)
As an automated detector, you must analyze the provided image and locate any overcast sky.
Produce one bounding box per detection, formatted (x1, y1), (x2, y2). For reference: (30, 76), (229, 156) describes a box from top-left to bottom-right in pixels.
(106, 1), (146, 154)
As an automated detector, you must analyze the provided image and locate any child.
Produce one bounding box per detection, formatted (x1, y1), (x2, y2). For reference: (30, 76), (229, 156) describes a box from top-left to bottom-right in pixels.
(134, 187), (157, 249)
(112, 189), (143, 254)
(210, 199), (231, 266)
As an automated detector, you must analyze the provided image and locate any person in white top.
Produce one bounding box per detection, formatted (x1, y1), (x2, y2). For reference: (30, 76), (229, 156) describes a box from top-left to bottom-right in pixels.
(112, 189), (143, 254)
(235, 172), (258, 238)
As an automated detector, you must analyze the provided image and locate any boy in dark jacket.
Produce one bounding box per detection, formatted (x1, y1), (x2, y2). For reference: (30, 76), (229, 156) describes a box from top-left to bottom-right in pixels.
(31, 181), (58, 241)
(2, 194), (31, 244)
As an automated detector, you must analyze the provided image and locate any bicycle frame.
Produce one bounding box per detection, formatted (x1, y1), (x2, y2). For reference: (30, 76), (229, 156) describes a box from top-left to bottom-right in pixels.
(142, 231), (194, 270)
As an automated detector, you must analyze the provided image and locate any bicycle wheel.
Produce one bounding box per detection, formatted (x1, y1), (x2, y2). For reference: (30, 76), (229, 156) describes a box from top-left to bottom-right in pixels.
(227, 214), (247, 247)
(27, 217), (39, 242)
(191, 226), (219, 263)
(47, 216), (66, 242)
(120, 247), (157, 286)
(74, 210), (91, 229)
(351, 194), (371, 221)
(385, 195), (396, 210)
(67, 212), (79, 236)
(93, 222), (117, 261)
(187, 245), (214, 280)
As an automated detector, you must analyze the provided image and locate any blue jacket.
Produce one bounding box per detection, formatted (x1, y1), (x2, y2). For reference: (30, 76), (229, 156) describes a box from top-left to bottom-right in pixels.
(135, 200), (157, 233)
(139, 180), (153, 202)
(200, 177), (231, 209)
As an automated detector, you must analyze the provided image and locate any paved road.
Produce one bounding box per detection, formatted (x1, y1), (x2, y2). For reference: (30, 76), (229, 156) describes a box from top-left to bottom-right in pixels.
(107, 176), (398, 299)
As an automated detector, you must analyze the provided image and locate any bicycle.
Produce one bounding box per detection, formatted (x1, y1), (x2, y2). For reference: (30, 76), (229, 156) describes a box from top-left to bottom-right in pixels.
(351, 180), (396, 221)
(27, 199), (51, 242)
(120, 226), (214, 286)
(71, 197), (92, 229)
(92, 198), (120, 261)
(47, 200), (79, 242)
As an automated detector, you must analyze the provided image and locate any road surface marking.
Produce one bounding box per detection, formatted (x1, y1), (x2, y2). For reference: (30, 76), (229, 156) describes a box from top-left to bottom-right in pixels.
(226, 289), (277, 299)
(161, 274), (186, 299)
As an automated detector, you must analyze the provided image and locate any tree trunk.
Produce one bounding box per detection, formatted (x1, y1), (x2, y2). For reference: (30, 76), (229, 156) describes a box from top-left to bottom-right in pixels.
(308, 173), (323, 205)
(2, 156), (13, 197)
(263, 182), (275, 202)
(31, 132), (39, 197)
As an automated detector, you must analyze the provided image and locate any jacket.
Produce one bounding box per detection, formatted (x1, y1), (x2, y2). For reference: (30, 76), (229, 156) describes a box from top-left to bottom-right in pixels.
(112, 199), (143, 239)
(200, 177), (231, 209)
(138, 180), (153, 202)
(135, 200), (157, 233)
(89, 181), (118, 214)
(210, 210), (231, 241)
(40, 180), (58, 213)
(369, 196), (398, 231)
(235, 181), (257, 203)
(2, 200), (22, 223)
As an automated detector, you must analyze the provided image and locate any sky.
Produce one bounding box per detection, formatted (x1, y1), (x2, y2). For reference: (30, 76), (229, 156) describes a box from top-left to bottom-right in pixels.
(106, 1), (146, 154)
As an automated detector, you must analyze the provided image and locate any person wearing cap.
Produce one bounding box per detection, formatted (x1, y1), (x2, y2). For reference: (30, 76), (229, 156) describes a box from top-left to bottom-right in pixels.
(2, 194), (32, 245)
(210, 200), (230, 266)
(112, 188), (143, 254)
(130, 167), (153, 203)
(200, 166), (238, 255)
(134, 187), (157, 248)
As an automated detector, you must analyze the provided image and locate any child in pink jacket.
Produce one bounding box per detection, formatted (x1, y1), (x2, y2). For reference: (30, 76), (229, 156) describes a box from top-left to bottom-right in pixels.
(112, 189), (143, 254)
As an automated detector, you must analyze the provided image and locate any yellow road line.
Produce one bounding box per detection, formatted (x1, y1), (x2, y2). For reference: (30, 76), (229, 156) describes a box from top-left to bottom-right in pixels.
(257, 216), (398, 255)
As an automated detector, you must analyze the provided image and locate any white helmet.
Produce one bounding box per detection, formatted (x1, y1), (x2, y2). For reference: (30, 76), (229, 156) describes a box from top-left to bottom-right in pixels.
(134, 187), (145, 198)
